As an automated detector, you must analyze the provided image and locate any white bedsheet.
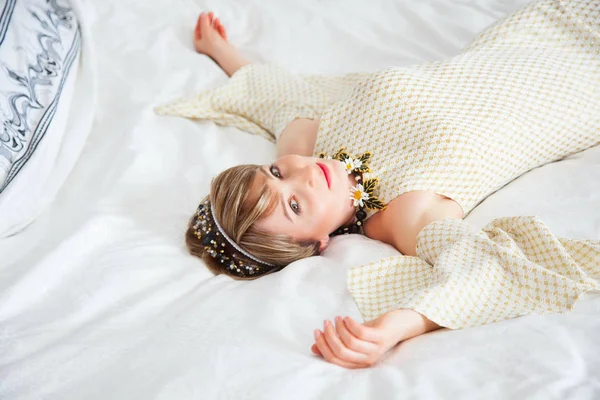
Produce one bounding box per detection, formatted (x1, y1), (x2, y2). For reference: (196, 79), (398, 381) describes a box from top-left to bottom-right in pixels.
(1, 0), (599, 398)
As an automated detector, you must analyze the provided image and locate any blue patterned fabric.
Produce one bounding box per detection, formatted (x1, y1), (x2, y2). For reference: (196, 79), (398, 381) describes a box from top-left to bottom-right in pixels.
(0, 0), (80, 193)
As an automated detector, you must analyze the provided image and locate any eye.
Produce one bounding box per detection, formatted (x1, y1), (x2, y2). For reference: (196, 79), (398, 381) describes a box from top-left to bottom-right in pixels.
(269, 165), (282, 179)
(289, 197), (301, 215)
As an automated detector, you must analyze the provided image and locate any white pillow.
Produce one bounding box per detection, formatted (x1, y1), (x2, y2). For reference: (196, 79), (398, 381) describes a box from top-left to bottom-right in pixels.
(0, 0), (94, 237)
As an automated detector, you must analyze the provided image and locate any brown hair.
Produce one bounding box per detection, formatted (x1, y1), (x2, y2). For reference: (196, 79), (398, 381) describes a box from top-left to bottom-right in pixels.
(185, 164), (320, 280)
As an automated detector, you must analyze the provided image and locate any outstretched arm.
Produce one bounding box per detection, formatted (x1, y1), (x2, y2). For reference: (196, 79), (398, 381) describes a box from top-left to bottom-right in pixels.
(194, 12), (320, 157)
(312, 193), (463, 368)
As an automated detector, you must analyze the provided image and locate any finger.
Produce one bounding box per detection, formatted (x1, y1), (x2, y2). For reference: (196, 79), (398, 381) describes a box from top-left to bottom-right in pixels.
(315, 330), (363, 369)
(335, 316), (379, 354)
(344, 316), (381, 343)
(208, 11), (214, 22)
(215, 23), (227, 39)
(323, 320), (370, 364)
(199, 13), (211, 35)
(195, 14), (203, 37)
(216, 24), (227, 40)
(314, 330), (364, 369)
(213, 18), (222, 31)
(311, 343), (322, 356)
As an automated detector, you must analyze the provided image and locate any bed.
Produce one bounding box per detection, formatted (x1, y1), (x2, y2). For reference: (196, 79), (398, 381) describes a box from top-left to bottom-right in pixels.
(1, 0), (599, 398)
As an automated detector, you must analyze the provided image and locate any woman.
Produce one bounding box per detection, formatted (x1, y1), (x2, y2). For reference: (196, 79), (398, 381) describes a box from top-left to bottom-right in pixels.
(157, 2), (600, 369)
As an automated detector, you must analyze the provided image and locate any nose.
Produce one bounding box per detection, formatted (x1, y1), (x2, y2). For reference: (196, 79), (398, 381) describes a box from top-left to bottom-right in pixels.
(290, 164), (316, 189)
(304, 164), (317, 188)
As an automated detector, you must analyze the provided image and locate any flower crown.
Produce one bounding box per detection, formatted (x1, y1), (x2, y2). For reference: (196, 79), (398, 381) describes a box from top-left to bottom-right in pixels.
(192, 200), (279, 278)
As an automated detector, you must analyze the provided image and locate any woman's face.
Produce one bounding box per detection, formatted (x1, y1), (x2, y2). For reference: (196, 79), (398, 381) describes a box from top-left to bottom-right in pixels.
(251, 154), (357, 250)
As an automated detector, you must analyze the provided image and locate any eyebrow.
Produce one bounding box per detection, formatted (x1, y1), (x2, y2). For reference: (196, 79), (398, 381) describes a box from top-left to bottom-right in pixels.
(259, 167), (293, 223)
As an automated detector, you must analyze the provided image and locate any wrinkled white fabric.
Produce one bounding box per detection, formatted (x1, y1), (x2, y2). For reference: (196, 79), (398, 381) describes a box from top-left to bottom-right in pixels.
(1, 0), (600, 399)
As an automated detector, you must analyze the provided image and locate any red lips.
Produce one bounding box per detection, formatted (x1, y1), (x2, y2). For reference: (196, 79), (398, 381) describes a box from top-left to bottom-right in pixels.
(316, 163), (331, 189)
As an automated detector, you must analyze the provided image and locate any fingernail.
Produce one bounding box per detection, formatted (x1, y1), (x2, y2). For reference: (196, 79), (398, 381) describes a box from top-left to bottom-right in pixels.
(314, 330), (319, 340)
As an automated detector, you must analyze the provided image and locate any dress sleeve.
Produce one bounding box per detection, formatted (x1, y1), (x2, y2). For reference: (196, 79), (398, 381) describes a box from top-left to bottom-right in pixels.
(154, 63), (368, 142)
(347, 216), (600, 329)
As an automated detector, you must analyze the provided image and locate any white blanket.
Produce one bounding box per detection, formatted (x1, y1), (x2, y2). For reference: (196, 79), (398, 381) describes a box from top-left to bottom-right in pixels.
(1, 0), (599, 398)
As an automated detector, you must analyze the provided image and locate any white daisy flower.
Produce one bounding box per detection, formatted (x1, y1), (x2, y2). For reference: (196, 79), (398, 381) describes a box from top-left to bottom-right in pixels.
(343, 157), (363, 174)
(349, 184), (370, 207)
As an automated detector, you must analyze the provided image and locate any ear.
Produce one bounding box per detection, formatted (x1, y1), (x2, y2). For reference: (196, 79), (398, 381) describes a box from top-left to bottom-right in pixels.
(318, 235), (330, 252)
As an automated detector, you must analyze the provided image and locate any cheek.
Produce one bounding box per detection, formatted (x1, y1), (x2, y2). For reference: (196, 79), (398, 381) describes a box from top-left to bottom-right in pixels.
(312, 199), (329, 221)
(309, 199), (334, 232)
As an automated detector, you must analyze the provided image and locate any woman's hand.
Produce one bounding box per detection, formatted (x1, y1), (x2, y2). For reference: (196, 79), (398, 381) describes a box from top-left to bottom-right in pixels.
(310, 312), (404, 369)
(310, 309), (442, 369)
(193, 12), (250, 77)
(194, 12), (228, 57)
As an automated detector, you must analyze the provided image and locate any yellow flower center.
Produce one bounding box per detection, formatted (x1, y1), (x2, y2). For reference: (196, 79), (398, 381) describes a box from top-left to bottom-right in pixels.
(353, 191), (363, 201)
(345, 164), (353, 171)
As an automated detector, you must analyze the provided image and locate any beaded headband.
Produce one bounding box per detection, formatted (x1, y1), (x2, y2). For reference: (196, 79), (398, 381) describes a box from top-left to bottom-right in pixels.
(192, 200), (277, 277)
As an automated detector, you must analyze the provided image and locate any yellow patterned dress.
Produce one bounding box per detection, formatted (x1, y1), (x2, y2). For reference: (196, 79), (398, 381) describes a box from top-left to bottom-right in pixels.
(156, 0), (600, 328)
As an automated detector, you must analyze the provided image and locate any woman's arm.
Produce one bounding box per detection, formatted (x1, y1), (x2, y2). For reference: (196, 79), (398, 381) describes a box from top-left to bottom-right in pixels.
(194, 12), (320, 157)
(276, 118), (320, 157)
(364, 191), (464, 257)
(313, 192), (463, 368)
